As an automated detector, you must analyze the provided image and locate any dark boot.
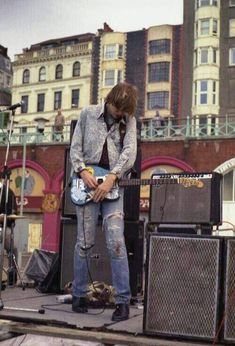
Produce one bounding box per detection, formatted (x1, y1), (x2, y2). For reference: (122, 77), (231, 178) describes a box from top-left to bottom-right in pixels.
(72, 296), (88, 313)
(111, 303), (129, 321)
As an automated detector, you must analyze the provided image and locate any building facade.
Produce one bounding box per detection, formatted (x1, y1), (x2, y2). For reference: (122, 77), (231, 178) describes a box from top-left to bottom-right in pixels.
(0, 44), (12, 107)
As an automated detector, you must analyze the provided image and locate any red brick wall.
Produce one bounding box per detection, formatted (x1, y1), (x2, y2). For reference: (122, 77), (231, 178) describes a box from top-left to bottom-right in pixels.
(1, 138), (235, 177)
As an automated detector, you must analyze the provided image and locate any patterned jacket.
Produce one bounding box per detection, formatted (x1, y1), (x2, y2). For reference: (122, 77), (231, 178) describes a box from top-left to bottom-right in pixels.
(70, 103), (137, 179)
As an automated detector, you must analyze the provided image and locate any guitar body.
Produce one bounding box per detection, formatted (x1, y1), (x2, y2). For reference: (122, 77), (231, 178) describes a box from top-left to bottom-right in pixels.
(70, 165), (120, 206)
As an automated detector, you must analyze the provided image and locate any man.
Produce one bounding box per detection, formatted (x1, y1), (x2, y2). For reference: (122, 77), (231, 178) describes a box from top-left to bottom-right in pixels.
(54, 109), (65, 141)
(70, 82), (138, 321)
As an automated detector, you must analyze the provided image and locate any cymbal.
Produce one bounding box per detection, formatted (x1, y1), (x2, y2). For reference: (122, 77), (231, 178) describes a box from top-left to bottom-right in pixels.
(0, 214), (26, 221)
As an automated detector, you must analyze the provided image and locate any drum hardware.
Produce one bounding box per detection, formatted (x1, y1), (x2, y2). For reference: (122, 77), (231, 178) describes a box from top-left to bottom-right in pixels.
(0, 105), (44, 314)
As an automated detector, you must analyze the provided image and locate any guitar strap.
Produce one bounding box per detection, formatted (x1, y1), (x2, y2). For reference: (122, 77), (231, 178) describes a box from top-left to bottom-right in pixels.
(119, 121), (126, 149)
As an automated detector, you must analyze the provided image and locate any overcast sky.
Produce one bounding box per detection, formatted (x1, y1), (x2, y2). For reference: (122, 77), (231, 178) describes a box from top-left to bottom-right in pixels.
(0, 0), (183, 60)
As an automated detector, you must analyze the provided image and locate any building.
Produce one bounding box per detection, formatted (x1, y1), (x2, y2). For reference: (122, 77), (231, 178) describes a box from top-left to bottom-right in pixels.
(0, 44), (12, 107)
(11, 33), (95, 136)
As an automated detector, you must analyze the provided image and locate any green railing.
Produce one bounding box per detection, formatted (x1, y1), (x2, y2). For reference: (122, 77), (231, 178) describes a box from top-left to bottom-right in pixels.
(141, 115), (235, 140)
(1, 115), (235, 146)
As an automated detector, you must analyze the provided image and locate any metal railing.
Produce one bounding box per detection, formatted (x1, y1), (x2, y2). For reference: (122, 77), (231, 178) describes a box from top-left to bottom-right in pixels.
(141, 115), (235, 140)
(1, 115), (235, 146)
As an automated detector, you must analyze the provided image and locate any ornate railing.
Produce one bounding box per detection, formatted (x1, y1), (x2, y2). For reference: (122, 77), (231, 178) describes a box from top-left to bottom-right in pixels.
(1, 115), (235, 146)
(141, 115), (235, 140)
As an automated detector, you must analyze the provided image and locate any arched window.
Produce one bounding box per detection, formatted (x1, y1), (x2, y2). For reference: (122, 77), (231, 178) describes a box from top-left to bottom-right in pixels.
(23, 69), (30, 84)
(73, 61), (80, 76)
(39, 66), (46, 81)
(55, 64), (63, 79)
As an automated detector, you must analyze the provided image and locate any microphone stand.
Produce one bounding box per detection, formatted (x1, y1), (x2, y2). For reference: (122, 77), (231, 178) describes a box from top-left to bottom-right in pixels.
(0, 108), (44, 315)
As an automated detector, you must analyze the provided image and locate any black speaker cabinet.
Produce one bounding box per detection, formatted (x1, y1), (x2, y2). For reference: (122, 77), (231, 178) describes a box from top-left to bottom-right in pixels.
(223, 237), (235, 344)
(62, 148), (76, 218)
(62, 146), (142, 220)
(143, 233), (222, 342)
(149, 172), (222, 225)
(147, 222), (213, 235)
(60, 218), (144, 297)
(123, 145), (141, 221)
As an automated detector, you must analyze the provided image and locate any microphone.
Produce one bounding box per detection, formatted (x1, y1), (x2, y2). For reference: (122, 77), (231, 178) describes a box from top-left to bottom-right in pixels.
(5, 101), (24, 111)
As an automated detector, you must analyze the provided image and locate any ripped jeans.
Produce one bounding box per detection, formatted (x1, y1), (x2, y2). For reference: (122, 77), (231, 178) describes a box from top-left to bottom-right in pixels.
(73, 189), (131, 304)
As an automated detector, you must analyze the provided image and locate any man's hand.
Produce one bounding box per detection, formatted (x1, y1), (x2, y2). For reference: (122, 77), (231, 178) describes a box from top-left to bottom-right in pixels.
(80, 169), (98, 189)
(92, 174), (117, 203)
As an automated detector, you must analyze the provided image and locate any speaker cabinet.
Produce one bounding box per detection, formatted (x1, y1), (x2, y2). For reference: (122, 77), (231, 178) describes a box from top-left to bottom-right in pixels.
(123, 145), (141, 221)
(149, 172), (222, 225)
(60, 218), (144, 297)
(62, 148), (76, 217)
(143, 233), (222, 342)
(223, 237), (235, 344)
(62, 145), (142, 220)
(147, 222), (212, 235)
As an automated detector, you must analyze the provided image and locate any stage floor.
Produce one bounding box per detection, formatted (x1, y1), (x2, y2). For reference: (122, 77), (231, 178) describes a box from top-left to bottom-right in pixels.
(0, 287), (227, 345)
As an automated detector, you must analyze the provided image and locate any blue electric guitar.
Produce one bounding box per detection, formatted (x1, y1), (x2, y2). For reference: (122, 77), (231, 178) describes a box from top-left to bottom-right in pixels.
(70, 165), (205, 206)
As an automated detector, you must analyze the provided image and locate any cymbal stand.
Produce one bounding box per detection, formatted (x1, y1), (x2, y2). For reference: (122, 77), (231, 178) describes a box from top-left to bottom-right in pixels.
(7, 221), (25, 289)
(0, 107), (44, 314)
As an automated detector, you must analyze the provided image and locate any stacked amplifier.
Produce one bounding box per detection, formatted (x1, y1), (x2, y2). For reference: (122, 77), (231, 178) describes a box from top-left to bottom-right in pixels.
(148, 171), (223, 234)
(142, 171), (235, 344)
(60, 120), (144, 297)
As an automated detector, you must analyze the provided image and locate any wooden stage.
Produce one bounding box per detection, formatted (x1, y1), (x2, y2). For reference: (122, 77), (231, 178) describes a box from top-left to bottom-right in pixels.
(0, 287), (226, 346)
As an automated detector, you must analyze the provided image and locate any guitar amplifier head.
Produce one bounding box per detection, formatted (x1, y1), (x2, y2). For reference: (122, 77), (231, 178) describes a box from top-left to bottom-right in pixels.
(149, 172), (222, 225)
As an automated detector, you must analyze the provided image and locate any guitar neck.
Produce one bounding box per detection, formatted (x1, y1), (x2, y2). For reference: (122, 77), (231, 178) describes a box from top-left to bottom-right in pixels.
(119, 178), (177, 187)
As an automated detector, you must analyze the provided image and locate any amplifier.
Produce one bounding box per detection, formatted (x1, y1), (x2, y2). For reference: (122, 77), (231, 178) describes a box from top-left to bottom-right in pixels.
(149, 172), (222, 225)
(143, 233), (223, 341)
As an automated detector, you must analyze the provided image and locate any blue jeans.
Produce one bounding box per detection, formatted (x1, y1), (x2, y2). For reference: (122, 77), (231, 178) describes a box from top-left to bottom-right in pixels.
(72, 189), (131, 304)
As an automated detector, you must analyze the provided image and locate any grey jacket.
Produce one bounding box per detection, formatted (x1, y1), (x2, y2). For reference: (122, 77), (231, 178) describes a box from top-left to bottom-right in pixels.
(70, 104), (137, 178)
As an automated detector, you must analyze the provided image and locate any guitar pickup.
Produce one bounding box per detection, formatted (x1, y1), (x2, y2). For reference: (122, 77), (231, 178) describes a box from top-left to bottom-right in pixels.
(97, 177), (105, 184)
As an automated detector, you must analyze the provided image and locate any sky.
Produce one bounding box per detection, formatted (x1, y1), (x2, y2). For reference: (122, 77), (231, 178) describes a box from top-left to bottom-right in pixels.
(0, 0), (183, 60)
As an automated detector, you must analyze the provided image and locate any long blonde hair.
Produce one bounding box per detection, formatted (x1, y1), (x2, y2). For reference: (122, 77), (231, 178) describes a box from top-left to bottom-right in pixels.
(105, 82), (138, 116)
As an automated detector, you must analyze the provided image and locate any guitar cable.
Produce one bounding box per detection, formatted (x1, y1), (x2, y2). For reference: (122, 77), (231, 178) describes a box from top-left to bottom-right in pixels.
(81, 205), (108, 311)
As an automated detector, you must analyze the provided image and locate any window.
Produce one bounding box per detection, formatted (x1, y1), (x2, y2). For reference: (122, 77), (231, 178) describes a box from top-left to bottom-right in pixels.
(37, 93), (45, 112)
(230, 19), (235, 37)
(6, 75), (11, 87)
(55, 64), (63, 79)
(21, 95), (28, 113)
(39, 66), (46, 81)
(199, 115), (208, 135)
(147, 91), (169, 110)
(118, 45), (123, 58)
(200, 80), (208, 104)
(71, 89), (80, 108)
(194, 82), (197, 105)
(22, 69), (30, 84)
(148, 62), (170, 82)
(201, 48), (209, 63)
(73, 62), (80, 76)
(200, 19), (210, 35)
(230, 0), (235, 7)
(54, 91), (62, 110)
(19, 126), (27, 143)
(104, 44), (124, 59)
(230, 48), (235, 65)
(117, 70), (122, 84)
(104, 44), (116, 59)
(213, 48), (217, 63)
(149, 39), (170, 55)
(104, 70), (115, 86)
(212, 81), (216, 104)
(196, 0), (217, 7)
(212, 19), (218, 35)
(103, 70), (123, 86)
(223, 170), (235, 201)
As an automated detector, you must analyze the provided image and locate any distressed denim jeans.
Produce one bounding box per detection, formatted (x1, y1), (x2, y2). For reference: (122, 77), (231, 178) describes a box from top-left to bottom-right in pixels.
(73, 189), (131, 304)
